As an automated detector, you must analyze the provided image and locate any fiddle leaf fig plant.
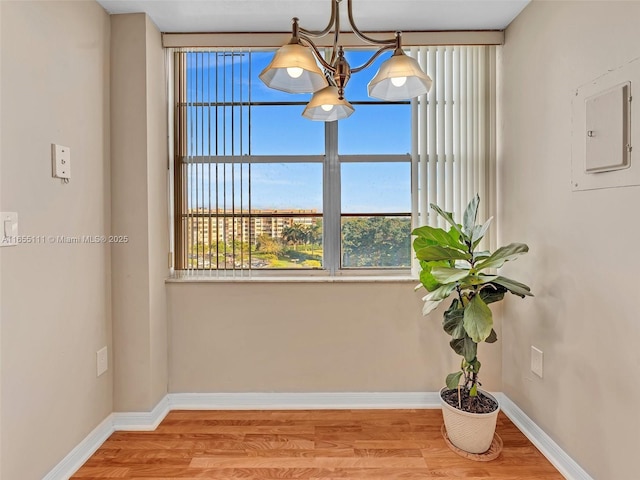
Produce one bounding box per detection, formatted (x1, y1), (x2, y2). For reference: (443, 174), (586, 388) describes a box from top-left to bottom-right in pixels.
(412, 194), (532, 399)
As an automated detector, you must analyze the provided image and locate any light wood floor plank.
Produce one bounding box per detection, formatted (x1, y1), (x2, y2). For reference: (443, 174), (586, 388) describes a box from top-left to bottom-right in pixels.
(190, 456), (427, 468)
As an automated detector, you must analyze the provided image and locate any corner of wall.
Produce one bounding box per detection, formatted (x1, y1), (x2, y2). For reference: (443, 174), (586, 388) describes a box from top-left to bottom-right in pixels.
(110, 12), (168, 412)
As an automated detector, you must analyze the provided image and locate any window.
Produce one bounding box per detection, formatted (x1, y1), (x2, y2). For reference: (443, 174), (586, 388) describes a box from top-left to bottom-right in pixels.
(341, 161), (411, 268)
(173, 49), (411, 275)
(171, 46), (496, 277)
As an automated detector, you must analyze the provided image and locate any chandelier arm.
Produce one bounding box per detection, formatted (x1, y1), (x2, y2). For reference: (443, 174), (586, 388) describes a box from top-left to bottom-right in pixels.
(347, 0), (397, 46)
(298, 35), (335, 72)
(329, 30), (339, 66)
(329, 0), (341, 66)
(350, 44), (395, 74)
(298, 0), (337, 38)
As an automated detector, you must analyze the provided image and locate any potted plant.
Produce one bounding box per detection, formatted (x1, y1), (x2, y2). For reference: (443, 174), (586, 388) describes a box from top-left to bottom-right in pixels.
(412, 194), (532, 454)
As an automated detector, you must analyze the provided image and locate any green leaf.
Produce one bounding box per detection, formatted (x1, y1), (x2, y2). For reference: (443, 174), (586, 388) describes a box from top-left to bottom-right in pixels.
(479, 284), (507, 304)
(475, 242), (529, 271)
(469, 359), (481, 373)
(426, 283), (457, 301)
(463, 194), (480, 236)
(422, 299), (442, 315)
(419, 268), (440, 291)
(492, 276), (534, 298)
(460, 274), (498, 288)
(446, 371), (463, 390)
(485, 329), (498, 343)
(471, 216), (493, 247)
(422, 300), (442, 317)
(412, 225), (466, 251)
(412, 235), (436, 251)
(421, 284), (456, 315)
(470, 383), (478, 397)
(418, 260), (448, 291)
(450, 336), (477, 363)
(448, 226), (464, 245)
(416, 245), (470, 262)
(431, 267), (470, 284)
(463, 294), (493, 343)
(430, 203), (467, 241)
(443, 300), (466, 339)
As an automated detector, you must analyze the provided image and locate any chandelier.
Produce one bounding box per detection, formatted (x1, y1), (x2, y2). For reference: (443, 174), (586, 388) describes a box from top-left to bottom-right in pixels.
(259, 0), (433, 122)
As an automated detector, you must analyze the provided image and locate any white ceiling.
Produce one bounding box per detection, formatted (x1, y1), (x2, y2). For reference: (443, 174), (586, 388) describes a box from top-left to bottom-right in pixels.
(96, 0), (530, 33)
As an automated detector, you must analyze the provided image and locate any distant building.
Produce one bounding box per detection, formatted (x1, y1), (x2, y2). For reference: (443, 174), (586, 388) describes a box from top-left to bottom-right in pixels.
(186, 208), (318, 247)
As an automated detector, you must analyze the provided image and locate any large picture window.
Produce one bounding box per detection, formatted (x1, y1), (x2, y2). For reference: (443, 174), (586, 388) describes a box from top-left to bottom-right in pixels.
(172, 46), (496, 277)
(173, 49), (411, 274)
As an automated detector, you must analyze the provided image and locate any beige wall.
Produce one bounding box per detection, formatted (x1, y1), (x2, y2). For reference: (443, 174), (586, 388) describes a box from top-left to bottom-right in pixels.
(111, 13), (168, 412)
(499, 1), (640, 478)
(167, 282), (502, 394)
(0, 1), (112, 479)
(145, 13), (170, 416)
(0, 2), (4, 474)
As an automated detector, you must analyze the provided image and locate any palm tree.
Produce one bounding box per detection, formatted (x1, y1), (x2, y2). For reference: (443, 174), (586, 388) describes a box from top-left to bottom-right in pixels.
(305, 222), (322, 255)
(281, 223), (306, 250)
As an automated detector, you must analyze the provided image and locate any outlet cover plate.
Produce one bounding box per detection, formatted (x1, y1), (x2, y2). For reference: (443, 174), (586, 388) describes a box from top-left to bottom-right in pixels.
(51, 144), (71, 180)
(1, 212), (18, 247)
(531, 346), (543, 378)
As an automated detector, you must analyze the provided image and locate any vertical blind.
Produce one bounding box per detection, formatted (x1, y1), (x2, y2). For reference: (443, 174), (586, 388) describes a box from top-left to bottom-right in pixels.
(173, 49), (253, 274)
(411, 46), (496, 238)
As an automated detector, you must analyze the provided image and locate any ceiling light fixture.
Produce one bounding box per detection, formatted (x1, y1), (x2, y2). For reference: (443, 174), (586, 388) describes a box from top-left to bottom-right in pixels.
(259, 0), (433, 122)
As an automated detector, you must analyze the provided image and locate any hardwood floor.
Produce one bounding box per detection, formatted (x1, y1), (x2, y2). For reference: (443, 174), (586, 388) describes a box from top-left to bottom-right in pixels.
(71, 409), (563, 479)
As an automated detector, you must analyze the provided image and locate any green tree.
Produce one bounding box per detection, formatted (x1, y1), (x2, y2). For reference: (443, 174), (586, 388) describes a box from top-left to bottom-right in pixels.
(231, 239), (250, 256)
(306, 221), (322, 246)
(256, 234), (282, 255)
(342, 217), (411, 267)
(281, 223), (307, 250)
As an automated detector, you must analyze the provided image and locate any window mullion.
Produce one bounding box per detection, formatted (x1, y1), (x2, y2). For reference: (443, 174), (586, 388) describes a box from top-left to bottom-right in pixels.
(323, 120), (340, 275)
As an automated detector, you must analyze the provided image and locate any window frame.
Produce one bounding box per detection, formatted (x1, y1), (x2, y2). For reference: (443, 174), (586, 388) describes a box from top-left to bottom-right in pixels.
(323, 119), (412, 275)
(338, 154), (413, 271)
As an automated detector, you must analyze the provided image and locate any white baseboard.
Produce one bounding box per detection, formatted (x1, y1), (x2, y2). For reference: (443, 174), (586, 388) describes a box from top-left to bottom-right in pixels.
(45, 391), (591, 480)
(168, 391), (441, 410)
(112, 395), (170, 431)
(45, 396), (171, 480)
(497, 393), (593, 480)
(44, 392), (438, 480)
(41, 414), (114, 480)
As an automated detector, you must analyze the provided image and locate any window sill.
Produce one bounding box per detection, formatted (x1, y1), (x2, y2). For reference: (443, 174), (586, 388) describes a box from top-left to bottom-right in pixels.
(165, 274), (418, 284)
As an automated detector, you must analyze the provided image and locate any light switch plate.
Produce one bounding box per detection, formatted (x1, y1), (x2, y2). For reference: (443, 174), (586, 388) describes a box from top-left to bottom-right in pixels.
(96, 346), (108, 377)
(0, 212), (18, 247)
(51, 144), (71, 179)
(531, 346), (543, 378)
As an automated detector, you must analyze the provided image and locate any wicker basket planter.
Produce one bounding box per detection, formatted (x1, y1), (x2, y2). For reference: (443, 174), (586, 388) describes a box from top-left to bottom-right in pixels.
(440, 387), (500, 454)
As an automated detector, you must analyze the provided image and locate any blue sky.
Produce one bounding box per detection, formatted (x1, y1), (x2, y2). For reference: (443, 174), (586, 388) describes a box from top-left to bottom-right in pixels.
(185, 50), (411, 213)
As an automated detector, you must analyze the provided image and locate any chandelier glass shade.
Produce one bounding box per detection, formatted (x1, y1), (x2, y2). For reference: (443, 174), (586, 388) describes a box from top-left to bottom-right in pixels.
(302, 85), (355, 121)
(368, 50), (434, 101)
(258, 43), (327, 93)
(258, 0), (432, 121)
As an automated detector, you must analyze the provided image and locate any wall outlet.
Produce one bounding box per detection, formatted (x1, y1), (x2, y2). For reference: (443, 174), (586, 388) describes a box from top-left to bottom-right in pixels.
(51, 144), (71, 179)
(96, 346), (108, 377)
(1, 212), (18, 247)
(531, 346), (543, 378)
